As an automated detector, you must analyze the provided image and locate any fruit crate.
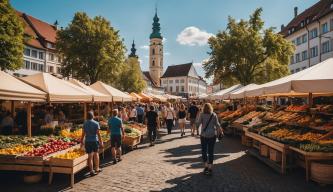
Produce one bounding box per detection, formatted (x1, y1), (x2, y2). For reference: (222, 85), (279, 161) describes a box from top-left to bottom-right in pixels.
(260, 144), (269, 157)
(123, 135), (141, 148)
(48, 154), (88, 167)
(270, 148), (282, 162)
(17, 145), (80, 161)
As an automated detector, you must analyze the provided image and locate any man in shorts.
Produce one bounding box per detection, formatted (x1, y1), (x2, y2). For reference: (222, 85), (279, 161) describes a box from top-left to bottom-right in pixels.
(108, 109), (125, 164)
(81, 111), (103, 176)
(188, 101), (199, 136)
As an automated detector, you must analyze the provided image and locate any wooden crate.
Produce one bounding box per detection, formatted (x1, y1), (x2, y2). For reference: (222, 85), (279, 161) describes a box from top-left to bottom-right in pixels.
(48, 154), (88, 167)
(311, 161), (333, 184)
(270, 148), (282, 162)
(241, 135), (252, 147)
(123, 136), (141, 147)
(260, 144), (269, 157)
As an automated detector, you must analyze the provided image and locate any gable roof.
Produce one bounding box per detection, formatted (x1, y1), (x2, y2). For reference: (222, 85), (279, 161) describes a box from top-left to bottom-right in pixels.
(143, 71), (159, 87)
(16, 11), (44, 49)
(161, 63), (193, 78)
(280, 0), (333, 36)
(23, 12), (58, 43)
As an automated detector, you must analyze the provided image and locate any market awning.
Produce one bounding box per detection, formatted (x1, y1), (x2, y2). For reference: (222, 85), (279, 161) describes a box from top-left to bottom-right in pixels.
(68, 79), (112, 102)
(147, 93), (167, 102)
(230, 84), (259, 99)
(139, 92), (153, 102)
(130, 92), (142, 101)
(0, 71), (46, 102)
(209, 84), (243, 100)
(246, 58), (333, 97)
(90, 81), (132, 102)
(20, 73), (92, 102)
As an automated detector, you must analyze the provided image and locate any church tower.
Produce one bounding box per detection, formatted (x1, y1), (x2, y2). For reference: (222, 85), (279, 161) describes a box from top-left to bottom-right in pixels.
(149, 9), (163, 87)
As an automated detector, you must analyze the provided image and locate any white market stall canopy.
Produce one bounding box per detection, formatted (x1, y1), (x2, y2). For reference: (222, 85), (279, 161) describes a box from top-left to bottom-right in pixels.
(0, 71), (46, 102)
(147, 93), (167, 102)
(246, 58), (333, 97)
(90, 81), (132, 102)
(68, 79), (112, 102)
(20, 73), (92, 102)
(209, 84), (243, 100)
(230, 84), (260, 99)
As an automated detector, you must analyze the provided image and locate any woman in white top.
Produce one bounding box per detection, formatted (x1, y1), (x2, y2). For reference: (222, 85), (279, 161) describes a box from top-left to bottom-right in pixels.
(129, 106), (137, 122)
(165, 102), (175, 134)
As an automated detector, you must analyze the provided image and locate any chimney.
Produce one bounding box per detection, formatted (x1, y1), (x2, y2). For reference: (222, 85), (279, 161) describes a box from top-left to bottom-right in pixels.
(53, 20), (58, 30)
(281, 24), (285, 31)
(294, 7), (298, 18)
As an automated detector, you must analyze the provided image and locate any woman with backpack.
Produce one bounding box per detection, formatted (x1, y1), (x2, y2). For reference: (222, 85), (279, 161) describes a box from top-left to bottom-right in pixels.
(197, 103), (223, 176)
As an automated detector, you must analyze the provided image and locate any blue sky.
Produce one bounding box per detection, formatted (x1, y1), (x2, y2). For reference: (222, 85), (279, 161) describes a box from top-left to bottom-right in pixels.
(12, 0), (318, 83)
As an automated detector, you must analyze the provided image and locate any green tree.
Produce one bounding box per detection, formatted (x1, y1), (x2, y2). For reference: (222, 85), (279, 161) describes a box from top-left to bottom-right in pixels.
(119, 57), (146, 93)
(0, 0), (24, 71)
(204, 8), (294, 86)
(56, 12), (126, 84)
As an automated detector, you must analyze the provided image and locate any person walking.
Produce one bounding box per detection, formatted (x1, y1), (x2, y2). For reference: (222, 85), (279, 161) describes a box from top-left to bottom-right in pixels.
(80, 112), (103, 176)
(177, 104), (187, 137)
(188, 101), (199, 136)
(136, 104), (144, 123)
(129, 105), (137, 122)
(145, 105), (159, 146)
(119, 107), (129, 122)
(197, 103), (223, 176)
(108, 109), (125, 164)
(165, 102), (175, 134)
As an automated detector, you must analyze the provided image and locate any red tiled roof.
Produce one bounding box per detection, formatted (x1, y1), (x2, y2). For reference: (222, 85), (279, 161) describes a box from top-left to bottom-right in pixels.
(281, 0), (333, 36)
(16, 11), (44, 49)
(24, 13), (57, 43)
(161, 63), (192, 78)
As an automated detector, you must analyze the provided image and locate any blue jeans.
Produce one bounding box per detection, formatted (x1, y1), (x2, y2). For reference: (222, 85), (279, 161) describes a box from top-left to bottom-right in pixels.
(200, 136), (216, 164)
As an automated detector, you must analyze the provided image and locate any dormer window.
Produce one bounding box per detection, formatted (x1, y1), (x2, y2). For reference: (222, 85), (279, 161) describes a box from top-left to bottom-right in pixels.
(301, 21), (304, 27)
(152, 60), (155, 66)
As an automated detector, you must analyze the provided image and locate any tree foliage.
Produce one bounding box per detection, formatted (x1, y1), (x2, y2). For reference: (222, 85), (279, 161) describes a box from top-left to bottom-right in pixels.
(204, 8), (294, 86)
(0, 0), (24, 71)
(119, 57), (146, 93)
(56, 12), (126, 85)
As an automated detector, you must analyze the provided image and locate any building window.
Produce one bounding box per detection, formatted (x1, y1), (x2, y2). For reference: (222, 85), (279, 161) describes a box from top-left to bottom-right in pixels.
(302, 67), (306, 70)
(322, 41), (330, 54)
(302, 34), (307, 43)
(295, 68), (300, 72)
(301, 50), (308, 61)
(330, 19), (333, 31)
(291, 70), (294, 74)
(38, 64), (44, 72)
(57, 67), (61, 73)
(169, 86), (173, 92)
(295, 53), (300, 63)
(49, 53), (54, 61)
(296, 36), (302, 45)
(321, 22), (328, 34)
(181, 86), (184, 92)
(163, 80), (167, 84)
(31, 50), (37, 58)
(310, 46), (318, 58)
(175, 79), (179, 83)
(180, 79), (184, 83)
(24, 48), (30, 56)
(31, 62), (37, 70)
(290, 55), (294, 64)
(39, 52), (44, 60)
(48, 66), (54, 73)
(292, 40), (296, 45)
(169, 80), (173, 84)
(152, 60), (155, 66)
(176, 86), (179, 92)
(152, 48), (155, 55)
(309, 28), (318, 39)
(24, 60), (30, 69)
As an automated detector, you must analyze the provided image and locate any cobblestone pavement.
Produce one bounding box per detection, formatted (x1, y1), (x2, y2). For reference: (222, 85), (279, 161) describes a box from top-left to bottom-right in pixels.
(1, 128), (333, 192)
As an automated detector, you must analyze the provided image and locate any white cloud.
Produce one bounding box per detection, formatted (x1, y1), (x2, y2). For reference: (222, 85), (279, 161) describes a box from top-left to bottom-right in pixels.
(177, 26), (214, 46)
(164, 52), (171, 56)
(193, 58), (209, 67)
(140, 45), (149, 50)
(144, 55), (149, 58)
(162, 37), (167, 43)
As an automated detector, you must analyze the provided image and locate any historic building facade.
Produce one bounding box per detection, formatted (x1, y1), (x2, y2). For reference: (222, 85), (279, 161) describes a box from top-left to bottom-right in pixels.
(281, 1), (333, 74)
(10, 11), (62, 77)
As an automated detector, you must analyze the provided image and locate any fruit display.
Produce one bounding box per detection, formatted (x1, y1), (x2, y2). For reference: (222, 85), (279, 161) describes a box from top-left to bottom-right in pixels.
(0, 145), (34, 155)
(286, 105), (308, 112)
(124, 122), (147, 134)
(300, 143), (333, 152)
(234, 111), (264, 124)
(218, 111), (233, 118)
(52, 148), (85, 159)
(60, 129), (82, 141)
(25, 139), (77, 157)
(100, 130), (109, 142)
(124, 127), (141, 138)
(0, 135), (53, 149)
(312, 105), (333, 114)
(268, 128), (323, 142)
(222, 109), (243, 121)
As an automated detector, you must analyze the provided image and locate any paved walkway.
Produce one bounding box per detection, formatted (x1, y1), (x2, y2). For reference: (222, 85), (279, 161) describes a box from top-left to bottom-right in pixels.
(1, 128), (333, 192)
